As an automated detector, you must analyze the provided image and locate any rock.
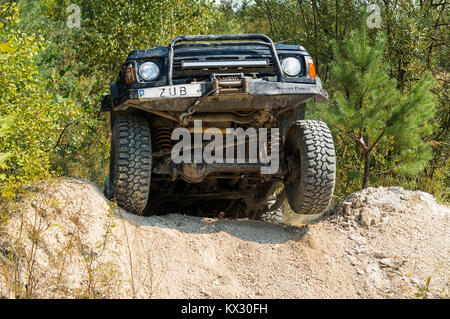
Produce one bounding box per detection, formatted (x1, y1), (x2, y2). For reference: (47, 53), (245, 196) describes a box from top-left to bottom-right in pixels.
(410, 278), (420, 286)
(366, 272), (390, 289)
(360, 207), (381, 228)
(367, 272), (383, 289)
(341, 221), (352, 230)
(354, 246), (368, 255)
(346, 254), (360, 266)
(342, 202), (353, 216)
(349, 232), (367, 245)
(379, 258), (395, 268)
(200, 288), (210, 297)
(261, 209), (283, 224)
(366, 263), (380, 274)
(373, 250), (387, 259)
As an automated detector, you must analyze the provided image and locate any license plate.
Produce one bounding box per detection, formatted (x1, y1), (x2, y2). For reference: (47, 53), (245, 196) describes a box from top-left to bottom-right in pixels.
(138, 84), (202, 99)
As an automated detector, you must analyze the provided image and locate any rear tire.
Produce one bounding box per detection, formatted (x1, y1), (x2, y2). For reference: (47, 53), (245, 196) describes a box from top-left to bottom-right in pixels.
(284, 120), (336, 215)
(110, 115), (152, 215)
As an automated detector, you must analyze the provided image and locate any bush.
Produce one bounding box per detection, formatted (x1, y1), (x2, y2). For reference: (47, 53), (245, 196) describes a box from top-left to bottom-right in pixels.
(0, 3), (77, 198)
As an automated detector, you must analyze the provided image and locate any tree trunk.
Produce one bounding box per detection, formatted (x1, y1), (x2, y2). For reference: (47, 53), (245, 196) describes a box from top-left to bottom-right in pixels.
(362, 150), (370, 189)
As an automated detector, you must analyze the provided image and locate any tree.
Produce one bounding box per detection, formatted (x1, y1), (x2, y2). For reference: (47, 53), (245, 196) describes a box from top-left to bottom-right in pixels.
(39, 0), (217, 87)
(0, 3), (78, 197)
(246, 0), (360, 81)
(0, 115), (13, 173)
(6, 0), (218, 187)
(312, 17), (436, 189)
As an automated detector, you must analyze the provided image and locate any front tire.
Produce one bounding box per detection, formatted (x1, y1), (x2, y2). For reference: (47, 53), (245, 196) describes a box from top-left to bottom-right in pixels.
(284, 120), (336, 215)
(110, 115), (152, 215)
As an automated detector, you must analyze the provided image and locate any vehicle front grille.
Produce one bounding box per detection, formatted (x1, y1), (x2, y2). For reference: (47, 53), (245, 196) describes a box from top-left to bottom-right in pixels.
(172, 51), (277, 81)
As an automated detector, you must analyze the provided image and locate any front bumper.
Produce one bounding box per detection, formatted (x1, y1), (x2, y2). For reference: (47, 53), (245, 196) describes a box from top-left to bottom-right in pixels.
(110, 77), (328, 113)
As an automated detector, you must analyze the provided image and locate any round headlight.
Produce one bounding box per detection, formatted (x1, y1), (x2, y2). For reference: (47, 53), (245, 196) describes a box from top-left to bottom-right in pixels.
(281, 57), (301, 77)
(139, 62), (160, 81)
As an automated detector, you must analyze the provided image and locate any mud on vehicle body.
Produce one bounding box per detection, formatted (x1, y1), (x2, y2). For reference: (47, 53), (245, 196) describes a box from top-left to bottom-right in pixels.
(101, 34), (336, 218)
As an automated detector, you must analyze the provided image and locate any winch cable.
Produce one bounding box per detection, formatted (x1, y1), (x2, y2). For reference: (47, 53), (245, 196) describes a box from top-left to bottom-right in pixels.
(179, 87), (221, 125)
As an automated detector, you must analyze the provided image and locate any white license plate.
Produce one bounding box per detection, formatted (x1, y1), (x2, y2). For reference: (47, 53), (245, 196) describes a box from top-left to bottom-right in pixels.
(138, 84), (202, 99)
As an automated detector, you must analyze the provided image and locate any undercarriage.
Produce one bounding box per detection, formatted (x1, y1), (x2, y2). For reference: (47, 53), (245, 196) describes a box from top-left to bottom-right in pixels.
(102, 34), (336, 219)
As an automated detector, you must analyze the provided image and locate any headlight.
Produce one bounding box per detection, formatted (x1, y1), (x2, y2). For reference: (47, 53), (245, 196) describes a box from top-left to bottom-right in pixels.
(281, 57), (301, 77)
(139, 62), (160, 81)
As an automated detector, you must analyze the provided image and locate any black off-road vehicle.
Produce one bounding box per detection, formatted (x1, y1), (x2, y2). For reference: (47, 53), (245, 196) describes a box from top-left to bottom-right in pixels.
(101, 34), (336, 218)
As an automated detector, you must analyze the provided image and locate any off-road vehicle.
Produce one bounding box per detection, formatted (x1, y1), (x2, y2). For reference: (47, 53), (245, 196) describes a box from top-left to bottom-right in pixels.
(101, 34), (336, 218)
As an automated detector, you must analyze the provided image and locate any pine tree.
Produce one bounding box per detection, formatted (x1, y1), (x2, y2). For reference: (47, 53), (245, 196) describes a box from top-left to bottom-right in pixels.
(312, 16), (436, 189)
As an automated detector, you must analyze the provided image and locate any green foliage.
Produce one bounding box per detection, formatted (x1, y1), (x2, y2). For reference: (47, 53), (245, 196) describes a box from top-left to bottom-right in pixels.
(242, 0), (448, 200)
(378, 0), (448, 90)
(33, 0), (216, 186)
(310, 16), (436, 190)
(0, 2), (80, 197)
(0, 0), (218, 189)
(41, 0), (217, 83)
(388, 73), (436, 175)
(240, 0), (360, 80)
(210, 0), (248, 34)
(0, 115), (14, 167)
(416, 276), (432, 299)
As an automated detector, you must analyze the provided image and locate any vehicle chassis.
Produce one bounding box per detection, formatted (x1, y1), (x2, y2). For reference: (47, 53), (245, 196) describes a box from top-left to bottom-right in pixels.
(102, 34), (334, 218)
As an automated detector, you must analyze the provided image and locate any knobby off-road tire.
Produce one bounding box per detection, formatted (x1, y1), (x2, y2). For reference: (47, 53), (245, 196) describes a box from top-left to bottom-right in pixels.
(111, 115), (152, 215)
(284, 120), (336, 215)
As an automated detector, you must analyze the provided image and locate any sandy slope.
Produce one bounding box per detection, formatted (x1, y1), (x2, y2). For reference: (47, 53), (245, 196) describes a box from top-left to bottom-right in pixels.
(0, 179), (448, 298)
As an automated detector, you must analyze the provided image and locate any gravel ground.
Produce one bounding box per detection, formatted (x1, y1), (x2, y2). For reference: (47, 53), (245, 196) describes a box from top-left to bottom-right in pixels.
(0, 179), (448, 298)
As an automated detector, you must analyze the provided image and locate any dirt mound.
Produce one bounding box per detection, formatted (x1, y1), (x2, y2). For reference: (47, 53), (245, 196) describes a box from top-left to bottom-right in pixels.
(0, 179), (448, 298)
